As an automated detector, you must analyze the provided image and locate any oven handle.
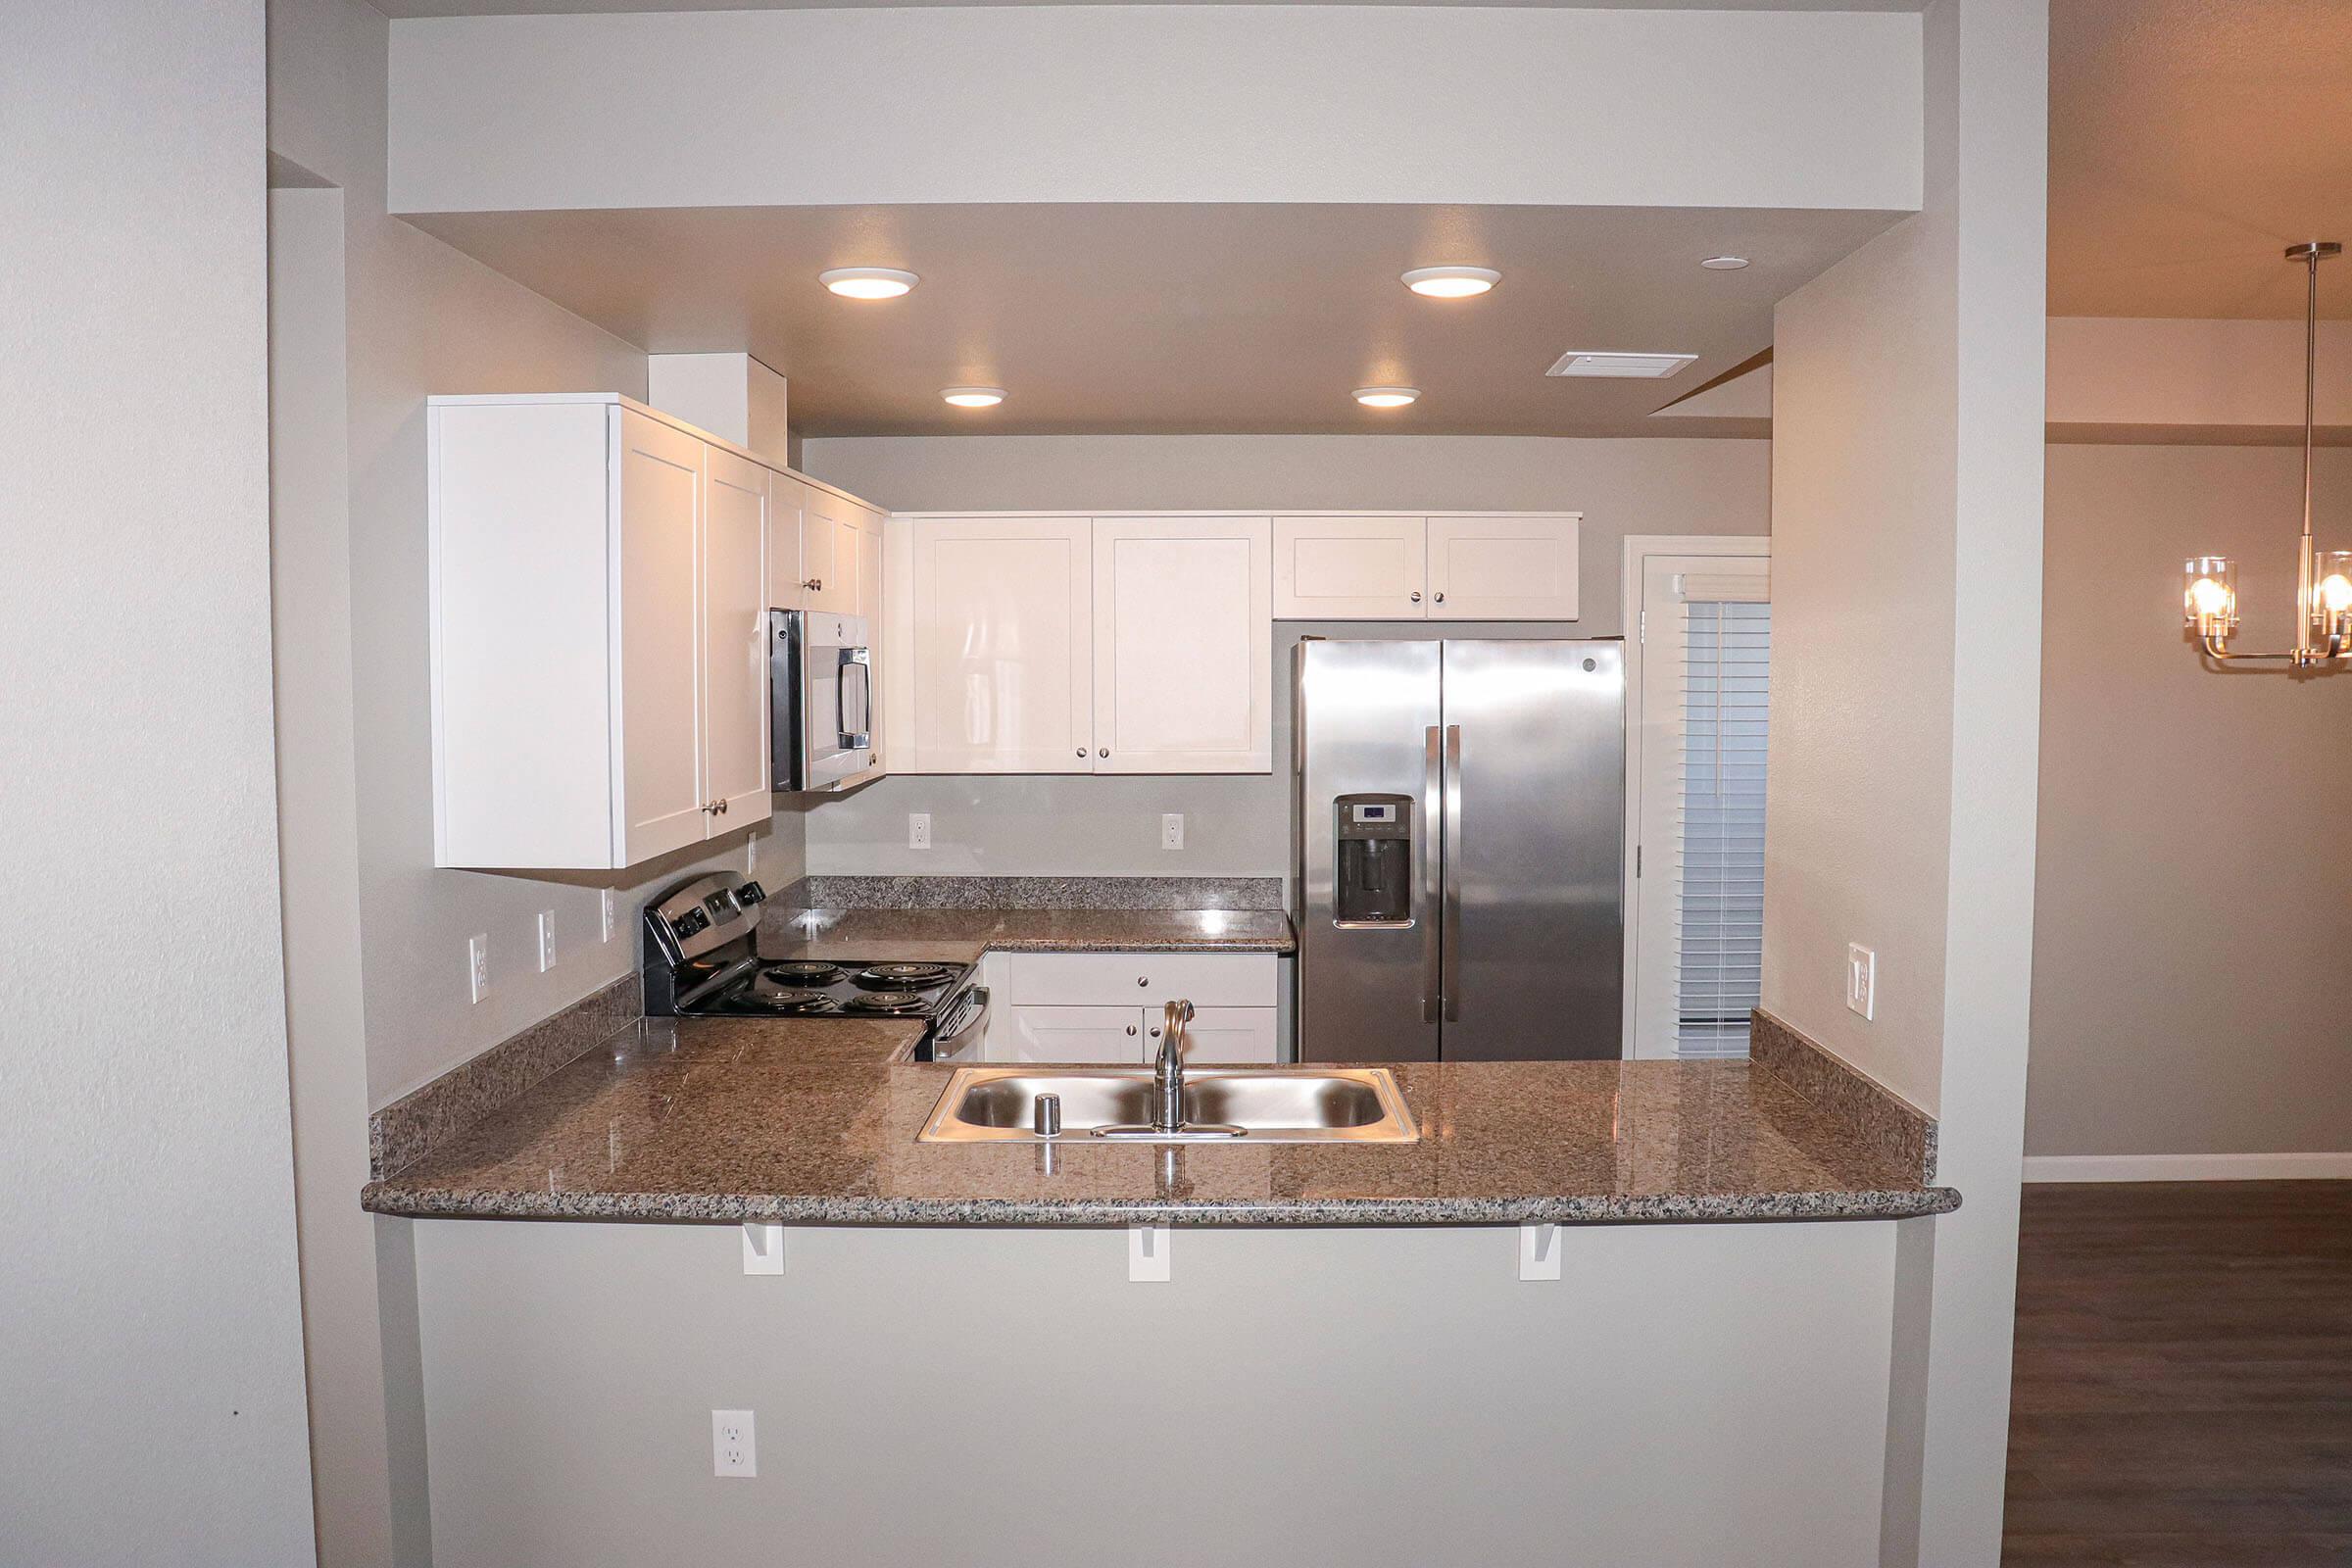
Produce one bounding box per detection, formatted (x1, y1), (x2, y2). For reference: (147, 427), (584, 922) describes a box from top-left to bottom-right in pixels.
(931, 985), (991, 1060)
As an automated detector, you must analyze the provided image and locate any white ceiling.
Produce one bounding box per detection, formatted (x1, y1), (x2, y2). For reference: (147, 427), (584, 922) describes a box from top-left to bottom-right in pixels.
(410, 203), (1897, 437)
(2051, 0), (2352, 319)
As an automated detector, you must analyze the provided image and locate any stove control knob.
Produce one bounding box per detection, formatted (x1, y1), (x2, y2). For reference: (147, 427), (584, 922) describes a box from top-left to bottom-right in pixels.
(739, 880), (766, 905)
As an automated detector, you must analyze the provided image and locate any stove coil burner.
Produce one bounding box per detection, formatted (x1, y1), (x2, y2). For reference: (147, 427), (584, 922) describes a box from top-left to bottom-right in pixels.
(743, 977), (842, 1014)
(764, 960), (845, 987)
(854, 963), (952, 991)
(844, 990), (930, 1014)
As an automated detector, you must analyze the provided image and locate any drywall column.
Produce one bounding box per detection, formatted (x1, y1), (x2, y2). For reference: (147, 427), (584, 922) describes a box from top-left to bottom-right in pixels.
(0, 3), (317, 1561)
(1765, 0), (2047, 1562)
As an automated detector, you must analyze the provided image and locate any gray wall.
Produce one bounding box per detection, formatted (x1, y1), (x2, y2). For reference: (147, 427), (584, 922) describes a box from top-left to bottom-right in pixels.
(2029, 445), (2352, 1158)
(0, 3), (318, 1560)
(797, 434), (1768, 876)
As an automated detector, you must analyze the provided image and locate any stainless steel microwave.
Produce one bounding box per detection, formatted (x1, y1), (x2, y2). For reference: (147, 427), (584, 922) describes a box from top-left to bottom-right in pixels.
(771, 609), (882, 793)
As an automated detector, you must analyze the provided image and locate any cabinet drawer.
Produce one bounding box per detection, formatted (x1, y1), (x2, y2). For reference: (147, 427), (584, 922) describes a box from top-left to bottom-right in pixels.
(1003, 952), (1278, 1007)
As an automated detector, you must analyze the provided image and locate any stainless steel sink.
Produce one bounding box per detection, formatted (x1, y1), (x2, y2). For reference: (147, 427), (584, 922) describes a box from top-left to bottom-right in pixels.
(917, 1066), (1418, 1144)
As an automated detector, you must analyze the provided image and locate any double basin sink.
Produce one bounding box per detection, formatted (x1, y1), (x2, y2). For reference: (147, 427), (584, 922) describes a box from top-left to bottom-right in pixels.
(918, 1066), (1418, 1145)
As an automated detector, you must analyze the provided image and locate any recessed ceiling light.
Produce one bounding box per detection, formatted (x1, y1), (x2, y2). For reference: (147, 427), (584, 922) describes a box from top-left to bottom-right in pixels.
(819, 267), (918, 300)
(1401, 266), (1501, 299)
(1544, 352), (1697, 379)
(1700, 256), (1750, 271)
(942, 386), (1006, 408)
(1353, 386), (1420, 408)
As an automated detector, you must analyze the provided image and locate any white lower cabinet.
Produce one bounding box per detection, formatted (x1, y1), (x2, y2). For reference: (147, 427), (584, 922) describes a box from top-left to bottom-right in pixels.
(986, 953), (1283, 1063)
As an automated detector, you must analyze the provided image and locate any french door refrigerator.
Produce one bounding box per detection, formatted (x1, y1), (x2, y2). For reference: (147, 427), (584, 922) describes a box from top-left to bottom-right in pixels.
(1294, 638), (1626, 1061)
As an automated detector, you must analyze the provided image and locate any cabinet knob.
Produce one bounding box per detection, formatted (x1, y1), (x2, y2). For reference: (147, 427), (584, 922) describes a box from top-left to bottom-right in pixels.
(1149, 1027), (1162, 1039)
(1125, 1025), (1138, 1037)
(1075, 748), (1086, 758)
(1434, 591), (1446, 604)
(801, 577), (822, 591)
(1098, 748), (1108, 759)
(1137, 976), (1149, 988)
(1409, 591), (1422, 604)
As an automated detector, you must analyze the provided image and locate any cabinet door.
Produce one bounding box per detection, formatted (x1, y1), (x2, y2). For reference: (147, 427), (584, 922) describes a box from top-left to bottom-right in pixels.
(1426, 514), (1581, 620)
(856, 509), (884, 628)
(805, 491), (860, 615)
(1002, 1005), (1147, 1063)
(612, 410), (709, 865)
(1092, 516), (1272, 772)
(1161, 1006), (1282, 1063)
(1272, 515), (1427, 618)
(702, 447), (772, 829)
(908, 517), (1094, 772)
(765, 471), (807, 612)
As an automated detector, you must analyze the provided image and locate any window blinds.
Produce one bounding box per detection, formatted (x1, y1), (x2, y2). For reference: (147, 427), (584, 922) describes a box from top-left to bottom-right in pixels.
(1675, 596), (1770, 1057)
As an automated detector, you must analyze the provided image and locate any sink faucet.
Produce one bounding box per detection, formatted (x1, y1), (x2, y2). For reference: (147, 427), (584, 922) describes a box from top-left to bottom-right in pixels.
(1153, 1000), (1195, 1134)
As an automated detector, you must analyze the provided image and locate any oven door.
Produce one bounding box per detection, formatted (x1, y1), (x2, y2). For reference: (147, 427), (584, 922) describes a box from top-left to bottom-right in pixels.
(773, 609), (883, 793)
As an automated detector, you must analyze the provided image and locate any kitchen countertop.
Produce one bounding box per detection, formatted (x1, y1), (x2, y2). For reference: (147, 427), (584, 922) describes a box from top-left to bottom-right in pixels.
(362, 1014), (1960, 1227)
(759, 905), (1297, 962)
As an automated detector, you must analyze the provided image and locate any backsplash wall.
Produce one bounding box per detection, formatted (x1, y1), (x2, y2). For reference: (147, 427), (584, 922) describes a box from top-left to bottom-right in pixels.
(797, 433), (1771, 878)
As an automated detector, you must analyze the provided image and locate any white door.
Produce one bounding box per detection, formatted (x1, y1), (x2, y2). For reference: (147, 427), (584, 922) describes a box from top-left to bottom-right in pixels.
(701, 447), (772, 829)
(805, 492), (859, 615)
(766, 471), (807, 612)
(1628, 548), (1771, 1059)
(612, 410), (708, 865)
(908, 517), (1094, 772)
(1426, 514), (1581, 619)
(1272, 514), (1428, 618)
(1003, 1005), (1148, 1063)
(1166, 1007), (1281, 1063)
(1092, 516), (1272, 772)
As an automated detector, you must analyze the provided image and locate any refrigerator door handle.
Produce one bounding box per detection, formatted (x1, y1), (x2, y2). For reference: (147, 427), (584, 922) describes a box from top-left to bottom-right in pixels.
(1441, 723), (1463, 1022)
(1421, 725), (1444, 1023)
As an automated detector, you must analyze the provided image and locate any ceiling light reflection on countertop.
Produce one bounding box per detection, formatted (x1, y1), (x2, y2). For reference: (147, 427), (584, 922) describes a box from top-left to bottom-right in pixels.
(1352, 386), (1420, 408)
(941, 386), (1006, 408)
(819, 268), (919, 299)
(1401, 266), (1501, 298)
(1700, 256), (1751, 270)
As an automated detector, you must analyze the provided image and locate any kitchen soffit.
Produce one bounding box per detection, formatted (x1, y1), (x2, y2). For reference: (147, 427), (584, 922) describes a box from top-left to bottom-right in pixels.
(407, 202), (1901, 438)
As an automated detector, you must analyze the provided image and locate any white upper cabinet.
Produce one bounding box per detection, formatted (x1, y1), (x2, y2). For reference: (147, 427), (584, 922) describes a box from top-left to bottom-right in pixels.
(1092, 516), (1271, 772)
(803, 489), (860, 615)
(427, 394), (886, 870)
(1426, 513), (1580, 620)
(907, 516), (1095, 772)
(701, 447), (772, 825)
(1272, 514), (1428, 618)
(765, 470), (808, 612)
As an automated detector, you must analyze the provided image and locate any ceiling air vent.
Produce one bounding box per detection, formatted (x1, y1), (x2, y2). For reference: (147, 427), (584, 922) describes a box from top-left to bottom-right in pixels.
(1544, 351), (1698, 379)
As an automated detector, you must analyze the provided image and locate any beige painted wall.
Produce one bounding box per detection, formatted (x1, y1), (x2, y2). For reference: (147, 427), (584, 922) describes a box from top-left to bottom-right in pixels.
(2, 3), (317, 1559)
(2030, 445), (2352, 1157)
(797, 434), (1769, 876)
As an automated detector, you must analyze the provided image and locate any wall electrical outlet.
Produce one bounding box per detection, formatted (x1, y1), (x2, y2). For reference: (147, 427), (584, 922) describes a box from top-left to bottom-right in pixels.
(600, 888), (616, 944)
(1846, 943), (1877, 1021)
(466, 934), (488, 1004)
(711, 1409), (757, 1478)
(536, 910), (556, 973)
(907, 811), (932, 851)
(1160, 812), (1185, 852)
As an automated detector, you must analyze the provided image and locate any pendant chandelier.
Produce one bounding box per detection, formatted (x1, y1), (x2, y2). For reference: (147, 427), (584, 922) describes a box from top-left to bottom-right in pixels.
(2182, 241), (2349, 667)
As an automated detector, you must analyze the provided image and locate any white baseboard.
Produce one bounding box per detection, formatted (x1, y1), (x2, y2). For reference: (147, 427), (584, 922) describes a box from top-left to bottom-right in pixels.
(2023, 1152), (2352, 1183)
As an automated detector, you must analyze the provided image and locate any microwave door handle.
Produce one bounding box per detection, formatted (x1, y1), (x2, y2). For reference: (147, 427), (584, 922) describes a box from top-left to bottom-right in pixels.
(837, 650), (871, 745)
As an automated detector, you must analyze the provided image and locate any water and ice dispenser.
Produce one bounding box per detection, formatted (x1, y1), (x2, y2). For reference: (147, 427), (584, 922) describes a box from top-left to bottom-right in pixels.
(1333, 794), (1414, 925)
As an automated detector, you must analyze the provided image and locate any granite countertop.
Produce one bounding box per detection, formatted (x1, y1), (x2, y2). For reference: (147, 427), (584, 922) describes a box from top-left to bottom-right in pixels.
(362, 1016), (1960, 1227)
(760, 905), (1296, 962)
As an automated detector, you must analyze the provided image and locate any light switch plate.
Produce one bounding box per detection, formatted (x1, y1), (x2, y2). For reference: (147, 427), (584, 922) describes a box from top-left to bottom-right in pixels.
(1128, 1225), (1171, 1282)
(907, 812), (932, 851)
(600, 888), (616, 944)
(466, 934), (488, 1004)
(1160, 812), (1184, 851)
(1846, 943), (1877, 1021)
(536, 910), (556, 973)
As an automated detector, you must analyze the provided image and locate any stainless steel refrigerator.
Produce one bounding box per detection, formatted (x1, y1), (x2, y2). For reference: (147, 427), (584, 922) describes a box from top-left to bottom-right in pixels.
(1294, 638), (1626, 1061)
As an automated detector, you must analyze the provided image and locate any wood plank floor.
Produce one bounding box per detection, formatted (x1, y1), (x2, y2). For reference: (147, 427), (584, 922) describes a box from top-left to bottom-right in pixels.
(2004, 1181), (2352, 1567)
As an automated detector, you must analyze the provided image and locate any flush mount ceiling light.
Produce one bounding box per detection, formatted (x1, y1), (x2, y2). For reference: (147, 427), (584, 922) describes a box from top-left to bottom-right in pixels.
(1352, 386), (1420, 408)
(1544, 352), (1697, 379)
(818, 268), (918, 300)
(941, 386), (1006, 408)
(2181, 241), (2348, 668)
(1401, 266), (1501, 299)
(1700, 256), (1751, 271)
